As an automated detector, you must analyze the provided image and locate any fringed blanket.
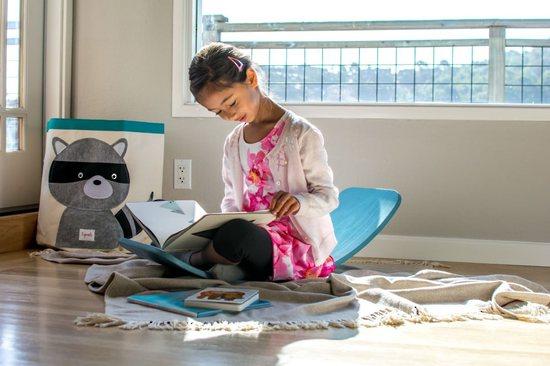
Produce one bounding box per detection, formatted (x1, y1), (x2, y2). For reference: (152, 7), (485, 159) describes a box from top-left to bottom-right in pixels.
(75, 259), (550, 331)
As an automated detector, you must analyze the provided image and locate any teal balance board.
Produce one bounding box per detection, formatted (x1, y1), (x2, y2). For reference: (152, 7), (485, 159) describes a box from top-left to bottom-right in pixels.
(330, 187), (401, 265)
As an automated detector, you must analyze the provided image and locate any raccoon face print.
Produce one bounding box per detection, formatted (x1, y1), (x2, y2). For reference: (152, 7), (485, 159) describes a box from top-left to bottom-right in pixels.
(48, 137), (131, 210)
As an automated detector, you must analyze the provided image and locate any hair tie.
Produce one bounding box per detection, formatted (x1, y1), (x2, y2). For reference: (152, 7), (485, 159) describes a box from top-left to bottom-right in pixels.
(227, 56), (244, 72)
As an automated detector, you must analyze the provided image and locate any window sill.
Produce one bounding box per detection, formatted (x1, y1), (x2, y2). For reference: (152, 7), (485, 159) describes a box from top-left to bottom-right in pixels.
(172, 102), (550, 121)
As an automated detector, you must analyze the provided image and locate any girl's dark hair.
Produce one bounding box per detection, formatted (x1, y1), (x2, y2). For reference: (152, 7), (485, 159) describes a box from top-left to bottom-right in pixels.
(188, 42), (261, 98)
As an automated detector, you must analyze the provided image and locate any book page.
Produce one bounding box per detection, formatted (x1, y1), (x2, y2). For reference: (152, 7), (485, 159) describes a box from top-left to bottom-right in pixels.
(126, 200), (206, 246)
(164, 210), (275, 252)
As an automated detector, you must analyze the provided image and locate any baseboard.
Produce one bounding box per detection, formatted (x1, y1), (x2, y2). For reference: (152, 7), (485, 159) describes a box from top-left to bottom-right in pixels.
(0, 212), (38, 254)
(358, 234), (550, 267)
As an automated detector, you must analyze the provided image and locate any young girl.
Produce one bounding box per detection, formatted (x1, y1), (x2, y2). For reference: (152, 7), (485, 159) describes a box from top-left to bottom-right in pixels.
(185, 42), (339, 281)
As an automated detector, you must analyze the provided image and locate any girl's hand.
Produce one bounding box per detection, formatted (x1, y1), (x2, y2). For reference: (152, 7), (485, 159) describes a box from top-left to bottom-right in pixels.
(269, 191), (301, 218)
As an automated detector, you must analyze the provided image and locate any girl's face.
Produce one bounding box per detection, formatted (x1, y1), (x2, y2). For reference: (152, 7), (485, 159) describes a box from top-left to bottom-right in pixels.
(196, 68), (261, 124)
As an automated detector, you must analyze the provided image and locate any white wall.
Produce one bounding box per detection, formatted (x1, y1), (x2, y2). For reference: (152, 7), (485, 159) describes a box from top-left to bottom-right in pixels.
(71, 0), (550, 263)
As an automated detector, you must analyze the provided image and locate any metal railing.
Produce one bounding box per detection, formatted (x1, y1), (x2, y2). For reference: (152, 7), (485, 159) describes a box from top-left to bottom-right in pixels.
(201, 17), (550, 104)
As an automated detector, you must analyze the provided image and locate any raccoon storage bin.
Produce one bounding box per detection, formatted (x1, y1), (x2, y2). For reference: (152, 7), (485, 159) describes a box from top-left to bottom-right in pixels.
(37, 119), (164, 250)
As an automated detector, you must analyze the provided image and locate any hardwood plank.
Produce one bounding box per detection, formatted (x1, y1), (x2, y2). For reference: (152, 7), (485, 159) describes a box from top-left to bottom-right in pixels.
(0, 251), (548, 366)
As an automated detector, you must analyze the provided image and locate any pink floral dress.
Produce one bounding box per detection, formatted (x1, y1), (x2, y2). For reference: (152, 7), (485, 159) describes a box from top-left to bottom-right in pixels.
(239, 116), (335, 281)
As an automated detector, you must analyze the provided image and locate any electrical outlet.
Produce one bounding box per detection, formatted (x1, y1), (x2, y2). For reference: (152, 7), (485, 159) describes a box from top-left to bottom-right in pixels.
(174, 159), (192, 189)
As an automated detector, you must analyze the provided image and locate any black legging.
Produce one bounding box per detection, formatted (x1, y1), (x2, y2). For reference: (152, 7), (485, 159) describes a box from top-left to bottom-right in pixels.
(212, 219), (273, 280)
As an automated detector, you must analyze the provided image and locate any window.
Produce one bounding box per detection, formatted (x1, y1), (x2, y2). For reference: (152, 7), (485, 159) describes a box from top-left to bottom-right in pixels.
(172, 0), (550, 119)
(1, 0), (24, 152)
(505, 47), (550, 103)
(1, 0), (43, 208)
(238, 46), (489, 103)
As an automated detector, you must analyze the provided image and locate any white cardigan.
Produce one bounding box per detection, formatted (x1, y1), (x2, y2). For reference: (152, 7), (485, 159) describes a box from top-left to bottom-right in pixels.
(220, 110), (339, 266)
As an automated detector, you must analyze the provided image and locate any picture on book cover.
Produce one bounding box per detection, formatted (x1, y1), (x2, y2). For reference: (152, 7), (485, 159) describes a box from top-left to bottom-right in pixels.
(184, 287), (260, 311)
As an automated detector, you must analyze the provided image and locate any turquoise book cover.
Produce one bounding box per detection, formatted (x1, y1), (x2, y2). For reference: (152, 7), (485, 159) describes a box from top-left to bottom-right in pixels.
(127, 290), (272, 318)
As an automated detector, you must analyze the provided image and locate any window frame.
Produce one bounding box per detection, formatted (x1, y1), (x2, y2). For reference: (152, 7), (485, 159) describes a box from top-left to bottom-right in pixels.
(172, 0), (550, 121)
(1, 0), (26, 153)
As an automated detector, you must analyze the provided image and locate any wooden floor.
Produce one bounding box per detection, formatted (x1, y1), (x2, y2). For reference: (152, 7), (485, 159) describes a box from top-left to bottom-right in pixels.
(0, 250), (549, 366)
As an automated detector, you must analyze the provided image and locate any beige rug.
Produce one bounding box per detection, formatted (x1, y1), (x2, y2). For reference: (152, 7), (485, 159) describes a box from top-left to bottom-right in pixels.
(75, 259), (550, 331)
(31, 247), (136, 264)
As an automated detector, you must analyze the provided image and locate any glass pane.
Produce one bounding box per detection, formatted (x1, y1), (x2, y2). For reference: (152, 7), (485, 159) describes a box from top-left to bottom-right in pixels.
(506, 47), (523, 66)
(544, 67), (550, 85)
(415, 65), (433, 84)
(6, 0), (21, 108)
(322, 84), (340, 102)
(269, 83), (285, 102)
(396, 84), (414, 102)
(452, 85), (471, 102)
(341, 48), (359, 65)
(415, 84), (433, 102)
(473, 46), (489, 64)
(6, 117), (21, 152)
(359, 65), (377, 83)
(415, 47), (433, 65)
(322, 65), (340, 83)
(523, 66), (542, 85)
(544, 48), (550, 66)
(523, 47), (542, 66)
(360, 48), (377, 64)
(269, 65), (286, 82)
(341, 84), (358, 102)
(472, 65), (488, 84)
(453, 46), (472, 65)
(378, 65), (395, 83)
(286, 83), (304, 102)
(270, 49), (286, 65)
(378, 48), (396, 64)
(505, 86), (522, 103)
(323, 49), (340, 65)
(257, 65), (269, 85)
(304, 83), (322, 102)
(453, 65), (472, 84)
(523, 86), (542, 103)
(434, 65), (452, 83)
(434, 84), (452, 102)
(287, 65), (304, 83)
(287, 49), (304, 65)
(543, 86), (550, 104)
(251, 49), (269, 65)
(396, 65), (414, 84)
(505, 66), (522, 85)
(377, 84), (395, 102)
(305, 49), (322, 64)
(434, 47), (453, 65)
(341, 65), (358, 83)
(359, 84), (377, 102)
(397, 48), (414, 64)
(305, 65), (322, 83)
(472, 84), (488, 103)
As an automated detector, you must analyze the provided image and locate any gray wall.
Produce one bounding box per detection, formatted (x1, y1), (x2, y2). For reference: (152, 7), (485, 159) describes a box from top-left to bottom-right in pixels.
(72, 0), (550, 243)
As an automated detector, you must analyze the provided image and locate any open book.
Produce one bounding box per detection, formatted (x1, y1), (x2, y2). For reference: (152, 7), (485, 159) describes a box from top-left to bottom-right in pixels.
(118, 200), (275, 278)
(125, 200), (275, 252)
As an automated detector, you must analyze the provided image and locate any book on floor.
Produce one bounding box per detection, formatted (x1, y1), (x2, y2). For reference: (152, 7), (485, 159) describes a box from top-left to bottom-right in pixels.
(127, 289), (271, 317)
(118, 200), (275, 278)
(183, 287), (260, 312)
